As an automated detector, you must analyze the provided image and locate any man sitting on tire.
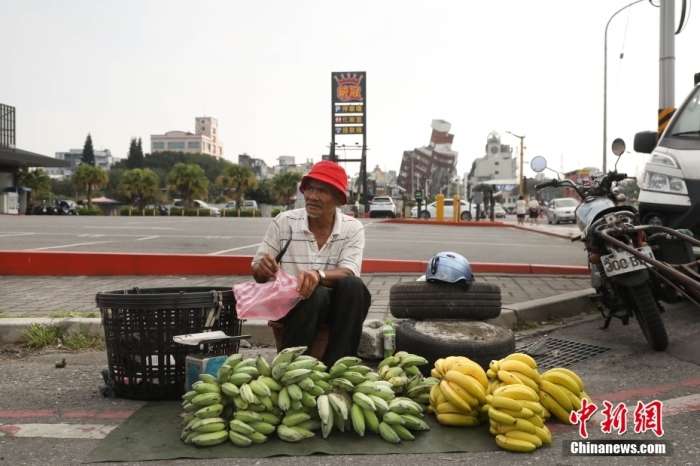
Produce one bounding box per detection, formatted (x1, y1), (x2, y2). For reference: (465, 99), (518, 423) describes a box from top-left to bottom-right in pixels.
(251, 161), (372, 366)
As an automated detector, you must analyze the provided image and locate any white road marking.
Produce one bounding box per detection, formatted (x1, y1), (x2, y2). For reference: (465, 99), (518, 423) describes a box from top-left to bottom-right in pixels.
(209, 243), (261, 255)
(0, 233), (34, 238)
(88, 226), (181, 230)
(135, 235), (159, 241)
(0, 423), (117, 439)
(26, 241), (113, 251)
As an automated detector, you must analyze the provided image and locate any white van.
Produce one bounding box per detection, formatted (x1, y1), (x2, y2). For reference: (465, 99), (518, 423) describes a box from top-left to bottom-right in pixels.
(634, 73), (700, 235)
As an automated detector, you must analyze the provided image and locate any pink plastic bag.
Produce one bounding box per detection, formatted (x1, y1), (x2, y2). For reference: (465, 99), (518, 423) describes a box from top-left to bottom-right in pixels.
(233, 270), (302, 320)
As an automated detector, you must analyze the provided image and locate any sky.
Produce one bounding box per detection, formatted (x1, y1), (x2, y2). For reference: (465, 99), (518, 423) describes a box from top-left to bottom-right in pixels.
(2, 0), (700, 181)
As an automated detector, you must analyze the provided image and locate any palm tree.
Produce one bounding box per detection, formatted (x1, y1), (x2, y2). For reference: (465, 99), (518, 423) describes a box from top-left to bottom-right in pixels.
(19, 167), (51, 204)
(271, 171), (302, 209)
(71, 163), (109, 209)
(166, 163), (208, 207)
(216, 165), (258, 214)
(118, 168), (161, 209)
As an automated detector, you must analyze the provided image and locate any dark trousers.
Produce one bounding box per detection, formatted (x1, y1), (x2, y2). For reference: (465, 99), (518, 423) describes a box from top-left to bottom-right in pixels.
(280, 275), (371, 367)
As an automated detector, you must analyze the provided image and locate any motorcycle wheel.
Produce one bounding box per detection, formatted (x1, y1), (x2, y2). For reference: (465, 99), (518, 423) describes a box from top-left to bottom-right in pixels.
(623, 283), (669, 351)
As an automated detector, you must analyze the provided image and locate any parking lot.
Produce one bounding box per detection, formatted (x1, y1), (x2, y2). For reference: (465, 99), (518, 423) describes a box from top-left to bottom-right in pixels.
(0, 216), (585, 266)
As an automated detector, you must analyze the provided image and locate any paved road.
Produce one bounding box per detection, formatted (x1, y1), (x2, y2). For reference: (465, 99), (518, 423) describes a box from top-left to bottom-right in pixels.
(1, 300), (698, 465)
(0, 216), (585, 265)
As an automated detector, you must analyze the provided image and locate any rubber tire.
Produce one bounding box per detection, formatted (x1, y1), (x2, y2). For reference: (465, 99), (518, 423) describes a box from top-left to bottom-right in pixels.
(461, 211), (471, 220)
(420, 211), (431, 219)
(555, 216), (560, 224)
(390, 281), (501, 320)
(396, 319), (515, 374)
(623, 283), (669, 351)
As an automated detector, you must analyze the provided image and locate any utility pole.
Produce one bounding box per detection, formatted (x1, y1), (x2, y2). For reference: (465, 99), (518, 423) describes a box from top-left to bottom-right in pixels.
(506, 131), (525, 196)
(658, 0), (675, 135)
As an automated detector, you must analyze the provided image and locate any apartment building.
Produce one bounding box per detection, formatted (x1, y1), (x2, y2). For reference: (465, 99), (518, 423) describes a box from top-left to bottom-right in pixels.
(150, 117), (223, 158)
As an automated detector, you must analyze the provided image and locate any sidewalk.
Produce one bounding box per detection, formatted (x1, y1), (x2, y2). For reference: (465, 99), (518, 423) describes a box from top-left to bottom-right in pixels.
(0, 273), (594, 346)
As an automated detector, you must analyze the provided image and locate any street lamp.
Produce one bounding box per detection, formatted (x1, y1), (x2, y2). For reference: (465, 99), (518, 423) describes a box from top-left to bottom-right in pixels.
(603, 0), (645, 173)
(506, 131), (525, 196)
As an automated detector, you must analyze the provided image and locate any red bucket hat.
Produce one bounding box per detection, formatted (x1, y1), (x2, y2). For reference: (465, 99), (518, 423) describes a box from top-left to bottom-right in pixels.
(300, 161), (348, 205)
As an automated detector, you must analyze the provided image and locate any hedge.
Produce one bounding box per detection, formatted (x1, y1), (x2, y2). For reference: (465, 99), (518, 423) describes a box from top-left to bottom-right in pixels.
(221, 209), (261, 217)
(76, 207), (103, 216)
(119, 207), (162, 216)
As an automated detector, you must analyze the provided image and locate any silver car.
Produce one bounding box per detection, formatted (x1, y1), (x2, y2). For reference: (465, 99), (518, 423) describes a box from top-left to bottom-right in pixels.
(546, 198), (578, 224)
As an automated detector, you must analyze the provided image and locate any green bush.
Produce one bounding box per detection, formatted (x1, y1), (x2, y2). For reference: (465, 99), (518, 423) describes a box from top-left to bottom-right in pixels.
(76, 207), (103, 216)
(222, 209), (261, 218)
(272, 208), (282, 217)
(119, 207), (161, 216)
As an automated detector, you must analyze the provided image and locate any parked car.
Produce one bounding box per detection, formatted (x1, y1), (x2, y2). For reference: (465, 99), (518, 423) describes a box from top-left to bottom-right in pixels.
(225, 201), (236, 209)
(242, 200), (259, 210)
(410, 199), (485, 220)
(493, 204), (507, 218)
(369, 196), (397, 218)
(546, 197), (578, 224)
(173, 199), (221, 217)
(145, 204), (169, 215)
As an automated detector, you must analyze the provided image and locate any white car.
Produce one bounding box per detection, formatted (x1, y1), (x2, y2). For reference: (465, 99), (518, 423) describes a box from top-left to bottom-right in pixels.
(546, 198), (578, 224)
(173, 199), (221, 217)
(410, 199), (485, 220)
(369, 196), (397, 218)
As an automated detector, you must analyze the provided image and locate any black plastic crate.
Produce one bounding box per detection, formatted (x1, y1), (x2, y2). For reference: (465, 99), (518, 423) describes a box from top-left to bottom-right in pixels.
(96, 287), (241, 401)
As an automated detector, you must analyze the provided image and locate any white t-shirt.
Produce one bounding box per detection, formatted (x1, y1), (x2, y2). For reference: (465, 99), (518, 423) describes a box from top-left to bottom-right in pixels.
(252, 208), (365, 277)
(529, 200), (539, 210)
(516, 200), (527, 215)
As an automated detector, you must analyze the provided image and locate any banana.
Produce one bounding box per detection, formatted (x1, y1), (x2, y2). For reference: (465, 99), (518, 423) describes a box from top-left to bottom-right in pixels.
(313, 362), (328, 372)
(368, 395), (390, 416)
(245, 421), (274, 435)
(446, 381), (480, 409)
(538, 390), (573, 425)
(195, 403), (224, 419)
(437, 413), (480, 427)
(486, 369), (497, 379)
(191, 392), (222, 406)
(276, 424), (304, 442)
(223, 353), (244, 369)
(233, 366), (259, 378)
(350, 403), (366, 436)
(439, 380), (474, 412)
(352, 392), (376, 411)
(496, 418), (537, 435)
(247, 403), (266, 413)
(390, 423), (415, 440)
(240, 383), (259, 405)
(228, 373), (253, 387)
(489, 359), (501, 373)
(217, 364), (233, 384)
(348, 365), (373, 375)
(378, 356), (401, 369)
(271, 361), (291, 381)
(314, 380), (331, 393)
(278, 387), (291, 411)
(197, 374), (219, 385)
(490, 396), (524, 412)
(220, 382), (239, 397)
(499, 359), (541, 384)
(436, 401), (473, 415)
(181, 412), (196, 426)
(355, 381), (381, 396)
(329, 378), (354, 392)
(335, 356), (363, 367)
(306, 385), (325, 397)
(546, 367), (584, 392)
(256, 375), (282, 392)
(581, 390), (593, 403)
(342, 371), (366, 385)
(542, 371), (581, 396)
(329, 364), (348, 378)
(378, 421), (401, 444)
(487, 407), (517, 426)
(401, 414), (429, 430)
(182, 402), (201, 413)
(333, 410), (346, 432)
(400, 354), (428, 367)
(495, 434), (537, 452)
(503, 352), (538, 369)
(516, 400), (544, 416)
(296, 377), (315, 392)
(259, 396), (273, 411)
(271, 346), (307, 367)
(510, 371), (539, 392)
(497, 370), (524, 386)
(388, 376), (409, 389)
(539, 380), (573, 412)
(450, 363), (489, 390)
(558, 385), (582, 411)
(445, 370), (487, 404)
(182, 390), (199, 402)
(431, 368), (443, 379)
(498, 406), (534, 419)
(406, 383), (430, 398)
(243, 431), (268, 444)
(328, 392), (349, 420)
(249, 380), (272, 398)
(255, 355), (272, 377)
(192, 382), (221, 394)
(282, 412), (311, 427)
(281, 369), (313, 385)
(362, 407), (380, 433)
(285, 383), (302, 401)
(384, 366), (406, 380)
(234, 410), (263, 423)
(230, 419), (256, 435)
(228, 430), (253, 447)
(321, 414), (334, 438)
(191, 429), (228, 446)
(364, 372), (382, 382)
(232, 395), (248, 410)
(534, 425), (553, 444)
(288, 425), (315, 439)
(191, 417), (227, 433)
(317, 395), (331, 425)
(504, 430), (542, 447)
(495, 384), (539, 401)
(285, 358), (319, 372)
(382, 412), (405, 425)
(300, 391), (316, 408)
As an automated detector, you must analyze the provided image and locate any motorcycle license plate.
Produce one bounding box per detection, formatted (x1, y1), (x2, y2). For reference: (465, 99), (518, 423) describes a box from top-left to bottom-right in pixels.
(601, 246), (654, 277)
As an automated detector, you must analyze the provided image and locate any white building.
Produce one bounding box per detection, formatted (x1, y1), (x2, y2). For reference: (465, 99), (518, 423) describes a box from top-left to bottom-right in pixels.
(274, 156), (313, 175)
(46, 149), (114, 178)
(150, 117), (223, 158)
(468, 131), (517, 185)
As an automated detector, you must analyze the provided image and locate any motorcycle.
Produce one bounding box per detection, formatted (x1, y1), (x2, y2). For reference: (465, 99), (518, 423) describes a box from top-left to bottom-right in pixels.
(532, 138), (671, 351)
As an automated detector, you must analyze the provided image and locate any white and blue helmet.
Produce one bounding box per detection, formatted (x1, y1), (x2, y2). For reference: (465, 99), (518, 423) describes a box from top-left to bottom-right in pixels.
(426, 252), (474, 284)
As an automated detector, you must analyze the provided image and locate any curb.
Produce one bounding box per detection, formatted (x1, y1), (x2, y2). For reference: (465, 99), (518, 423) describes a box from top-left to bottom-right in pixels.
(0, 250), (589, 276)
(0, 289), (596, 346)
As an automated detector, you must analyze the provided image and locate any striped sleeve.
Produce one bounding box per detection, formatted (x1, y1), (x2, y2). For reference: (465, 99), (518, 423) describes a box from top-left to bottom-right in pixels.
(337, 220), (364, 277)
(251, 216), (282, 270)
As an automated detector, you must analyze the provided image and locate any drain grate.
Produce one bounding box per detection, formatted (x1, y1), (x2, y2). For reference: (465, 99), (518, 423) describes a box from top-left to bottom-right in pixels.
(516, 338), (611, 370)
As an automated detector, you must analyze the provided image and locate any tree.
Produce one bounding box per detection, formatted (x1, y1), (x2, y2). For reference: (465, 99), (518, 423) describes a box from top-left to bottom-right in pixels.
(245, 179), (274, 205)
(118, 168), (161, 209)
(19, 167), (51, 204)
(82, 133), (96, 166)
(126, 137), (144, 169)
(216, 165), (258, 213)
(473, 183), (495, 216)
(72, 163), (108, 209)
(271, 171), (302, 209)
(166, 163), (209, 207)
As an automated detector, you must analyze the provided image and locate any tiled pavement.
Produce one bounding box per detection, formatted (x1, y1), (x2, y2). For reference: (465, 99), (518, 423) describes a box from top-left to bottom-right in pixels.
(0, 274), (591, 321)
